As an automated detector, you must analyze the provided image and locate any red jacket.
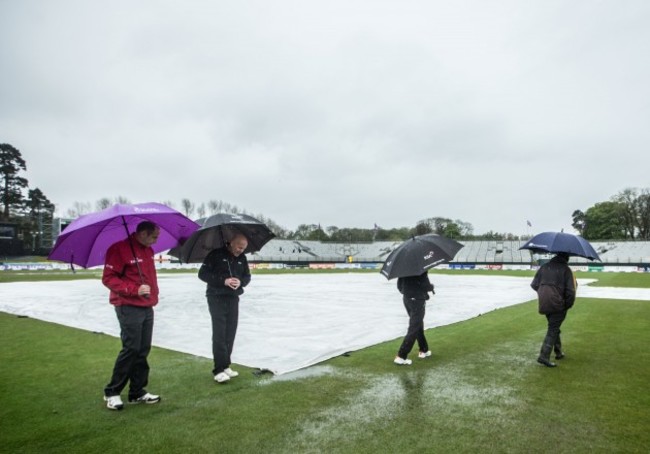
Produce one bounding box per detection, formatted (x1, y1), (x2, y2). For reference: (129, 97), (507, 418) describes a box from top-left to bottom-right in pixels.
(102, 234), (159, 307)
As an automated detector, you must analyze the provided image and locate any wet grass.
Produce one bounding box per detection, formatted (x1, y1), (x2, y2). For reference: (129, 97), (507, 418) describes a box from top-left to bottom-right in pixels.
(0, 270), (102, 283)
(430, 268), (650, 288)
(2, 267), (649, 288)
(573, 271), (650, 288)
(1, 295), (649, 453)
(0, 267), (379, 283)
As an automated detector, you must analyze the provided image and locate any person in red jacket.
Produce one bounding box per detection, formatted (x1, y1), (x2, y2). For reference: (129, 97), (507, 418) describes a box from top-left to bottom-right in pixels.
(102, 221), (162, 410)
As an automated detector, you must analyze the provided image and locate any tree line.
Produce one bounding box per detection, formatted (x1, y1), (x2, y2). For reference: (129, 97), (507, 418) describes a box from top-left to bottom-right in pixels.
(1, 143), (55, 253)
(2, 142), (649, 254)
(572, 188), (650, 240)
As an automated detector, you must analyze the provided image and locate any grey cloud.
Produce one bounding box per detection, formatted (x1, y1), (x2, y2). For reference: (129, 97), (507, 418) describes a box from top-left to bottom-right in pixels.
(2, 0), (649, 234)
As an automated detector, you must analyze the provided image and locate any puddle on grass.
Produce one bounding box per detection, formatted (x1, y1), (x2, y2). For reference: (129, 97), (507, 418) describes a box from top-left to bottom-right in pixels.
(420, 367), (518, 410)
(264, 365), (338, 383)
(282, 348), (534, 448)
(288, 373), (406, 446)
(258, 340), (537, 449)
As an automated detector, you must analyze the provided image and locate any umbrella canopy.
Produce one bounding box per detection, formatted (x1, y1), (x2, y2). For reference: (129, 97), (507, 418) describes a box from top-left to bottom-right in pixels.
(48, 203), (200, 268)
(380, 234), (464, 280)
(520, 231), (600, 261)
(169, 212), (275, 263)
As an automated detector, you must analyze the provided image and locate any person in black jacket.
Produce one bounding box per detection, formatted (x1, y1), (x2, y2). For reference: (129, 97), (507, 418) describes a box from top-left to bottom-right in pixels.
(198, 234), (251, 383)
(394, 271), (435, 365)
(531, 252), (577, 367)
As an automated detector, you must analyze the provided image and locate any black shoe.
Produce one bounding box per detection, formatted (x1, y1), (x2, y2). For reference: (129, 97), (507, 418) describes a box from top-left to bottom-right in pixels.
(537, 357), (557, 367)
(555, 352), (565, 360)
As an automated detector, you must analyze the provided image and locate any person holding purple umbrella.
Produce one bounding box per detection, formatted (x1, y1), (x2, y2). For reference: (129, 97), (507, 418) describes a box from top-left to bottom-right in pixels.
(102, 221), (162, 410)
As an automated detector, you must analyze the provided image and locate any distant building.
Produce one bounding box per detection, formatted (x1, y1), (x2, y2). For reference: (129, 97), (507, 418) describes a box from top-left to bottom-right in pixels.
(0, 222), (23, 256)
(51, 218), (74, 246)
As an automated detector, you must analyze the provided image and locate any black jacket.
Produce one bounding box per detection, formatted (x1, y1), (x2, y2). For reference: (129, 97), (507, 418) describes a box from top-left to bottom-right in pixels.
(397, 272), (434, 300)
(531, 255), (576, 314)
(198, 247), (251, 297)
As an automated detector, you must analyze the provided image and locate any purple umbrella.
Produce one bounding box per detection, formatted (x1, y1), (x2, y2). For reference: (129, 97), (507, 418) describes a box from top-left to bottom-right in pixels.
(48, 202), (200, 269)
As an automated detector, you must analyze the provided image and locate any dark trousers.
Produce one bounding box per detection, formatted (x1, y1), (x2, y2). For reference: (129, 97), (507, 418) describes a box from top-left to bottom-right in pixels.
(539, 310), (568, 359)
(545, 310), (567, 344)
(207, 295), (239, 375)
(104, 305), (154, 399)
(398, 297), (428, 359)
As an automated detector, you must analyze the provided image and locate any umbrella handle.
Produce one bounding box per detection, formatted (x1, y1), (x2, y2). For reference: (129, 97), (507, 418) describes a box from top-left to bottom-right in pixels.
(122, 216), (148, 298)
(127, 236), (149, 298)
(220, 227), (234, 277)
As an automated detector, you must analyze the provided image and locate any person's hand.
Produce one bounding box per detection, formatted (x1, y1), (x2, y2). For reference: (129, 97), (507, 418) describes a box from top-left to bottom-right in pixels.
(138, 284), (151, 298)
(225, 277), (240, 290)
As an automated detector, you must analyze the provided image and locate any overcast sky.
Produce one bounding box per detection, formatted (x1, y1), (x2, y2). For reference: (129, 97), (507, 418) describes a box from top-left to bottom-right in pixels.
(2, 0), (649, 235)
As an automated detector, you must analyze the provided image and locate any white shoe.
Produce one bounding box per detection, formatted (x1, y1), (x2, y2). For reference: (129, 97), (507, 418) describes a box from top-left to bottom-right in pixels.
(214, 372), (230, 383)
(418, 351), (432, 359)
(394, 356), (412, 365)
(224, 367), (239, 378)
(129, 392), (161, 404)
(104, 395), (124, 411)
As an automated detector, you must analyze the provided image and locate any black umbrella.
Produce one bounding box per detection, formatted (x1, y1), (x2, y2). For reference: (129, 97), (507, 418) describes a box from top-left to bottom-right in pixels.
(169, 213), (275, 263)
(520, 231), (600, 261)
(380, 234), (464, 280)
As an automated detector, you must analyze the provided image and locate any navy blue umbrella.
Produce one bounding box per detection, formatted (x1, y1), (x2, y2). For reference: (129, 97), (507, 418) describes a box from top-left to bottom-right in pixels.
(520, 231), (600, 261)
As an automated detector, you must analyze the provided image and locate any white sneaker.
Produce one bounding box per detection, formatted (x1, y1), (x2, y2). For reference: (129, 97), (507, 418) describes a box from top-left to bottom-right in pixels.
(129, 392), (161, 404)
(394, 356), (412, 365)
(418, 351), (432, 359)
(224, 367), (239, 378)
(214, 372), (230, 383)
(104, 395), (124, 411)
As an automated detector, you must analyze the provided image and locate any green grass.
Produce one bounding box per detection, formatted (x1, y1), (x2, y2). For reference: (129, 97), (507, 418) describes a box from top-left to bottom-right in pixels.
(252, 267), (379, 274)
(1, 294), (649, 453)
(0, 270), (103, 283)
(4, 267), (649, 288)
(573, 271), (650, 288)
(0, 267), (382, 283)
(429, 268), (650, 288)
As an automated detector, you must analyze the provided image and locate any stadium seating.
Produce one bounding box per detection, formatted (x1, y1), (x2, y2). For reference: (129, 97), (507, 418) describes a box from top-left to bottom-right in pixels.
(250, 239), (650, 265)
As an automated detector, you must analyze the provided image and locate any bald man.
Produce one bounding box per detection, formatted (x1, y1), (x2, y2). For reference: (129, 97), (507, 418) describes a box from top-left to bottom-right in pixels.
(198, 234), (251, 383)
